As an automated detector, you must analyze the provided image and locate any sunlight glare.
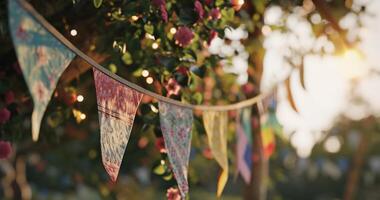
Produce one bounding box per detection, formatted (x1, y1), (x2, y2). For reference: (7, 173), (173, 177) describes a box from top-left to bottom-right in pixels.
(339, 49), (367, 80)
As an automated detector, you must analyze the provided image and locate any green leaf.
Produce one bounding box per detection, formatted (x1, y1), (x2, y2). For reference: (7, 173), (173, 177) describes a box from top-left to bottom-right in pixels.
(159, 56), (178, 71)
(178, 6), (197, 25)
(192, 92), (203, 104)
(215, 0), (224, 7)
(153, 164), (165, 175)
(93, 0), (102, 8)
(221, 8), (235, 21)
(162, 173), (173, 181)
(122, 52), (133, 65)
(47, 112), (63, 128)
(144, 24), (154, 35)
(132, 68), (143, 77)
(253, 0), (266, 14)
(108, 63), (117, 74)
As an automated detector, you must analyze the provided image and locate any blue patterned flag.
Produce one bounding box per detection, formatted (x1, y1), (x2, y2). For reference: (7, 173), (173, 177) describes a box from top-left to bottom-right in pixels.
(158, 101), (193, 198)
(8, 0), (76, 141)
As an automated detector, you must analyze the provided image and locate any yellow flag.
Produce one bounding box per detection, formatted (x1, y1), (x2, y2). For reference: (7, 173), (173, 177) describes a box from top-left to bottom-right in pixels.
(203, 111), (228, 197)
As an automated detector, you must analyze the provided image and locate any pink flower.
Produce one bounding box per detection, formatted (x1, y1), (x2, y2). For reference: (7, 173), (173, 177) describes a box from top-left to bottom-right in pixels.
(210, 8), (221, 20)
(231, 0), (244, 11)
(0, 108), (11, 124)
(242, 83), (255, 95)
(202, 147), (213, 160)
(0, 141), (12, 159)
(160, 5), (168, 22)
(166, 187), (181, 200)
(5, 91), (15, 105)
(176, 66), (188, 76)
(152, 0), (168, 22)
(155, 137), (166, 153)
(152, 0), (165, 7)
(205, 0), (213, 6)
(194, 1), (205, 20)
(164, 78), (181, 97)
(63, 91), (77, 106)
(174, 27), (194, 47)
(208, 29), (218, 45)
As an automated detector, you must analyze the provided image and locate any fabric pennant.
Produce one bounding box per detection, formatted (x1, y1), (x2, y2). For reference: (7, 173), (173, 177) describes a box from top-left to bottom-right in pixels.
(236, 107), (253, 184)
(159, 101), (193, 198)
(93, 68), (143, 182)
(261, 113), (276, 159)
(202, 111), (228, 197)
(8, 0), (76, 141)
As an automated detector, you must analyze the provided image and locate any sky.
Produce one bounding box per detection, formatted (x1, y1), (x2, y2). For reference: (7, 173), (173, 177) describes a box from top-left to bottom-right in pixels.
(260, 0), (380, 157)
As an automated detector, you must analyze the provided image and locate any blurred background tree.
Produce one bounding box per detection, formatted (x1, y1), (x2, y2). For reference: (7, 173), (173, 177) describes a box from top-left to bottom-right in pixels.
(1, 0), (380, 200)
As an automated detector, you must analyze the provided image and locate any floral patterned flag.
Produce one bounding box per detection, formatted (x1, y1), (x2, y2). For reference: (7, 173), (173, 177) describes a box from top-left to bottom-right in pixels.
(93, 68), (143, 182)
(202, 111), (229, 197)
(8, 0), (76, 141)
(158, 102), (193, 198)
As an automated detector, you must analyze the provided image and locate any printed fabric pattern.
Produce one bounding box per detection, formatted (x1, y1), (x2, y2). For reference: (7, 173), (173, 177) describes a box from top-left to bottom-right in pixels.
(159, 101), (193, 198)
(93, 68), (143, 182)
(8, 0), (76, 141)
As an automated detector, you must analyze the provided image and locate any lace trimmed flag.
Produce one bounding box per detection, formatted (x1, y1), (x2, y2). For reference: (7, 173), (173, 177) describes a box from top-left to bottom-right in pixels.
(159, 102), (193, 198)
(93, 68), (143, 182)
(236, 107), (253, 184)
(8, 0), (76, 141)
(202, 111), (229, 197)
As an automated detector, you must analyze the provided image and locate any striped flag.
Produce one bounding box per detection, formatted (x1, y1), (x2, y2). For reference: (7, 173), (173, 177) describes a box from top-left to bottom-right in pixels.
(93, 68), (143, 182)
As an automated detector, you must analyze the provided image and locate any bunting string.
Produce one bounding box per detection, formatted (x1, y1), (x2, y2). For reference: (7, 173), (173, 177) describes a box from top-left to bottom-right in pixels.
(15, 0), (265, 112)
(8, 0), (283, 198)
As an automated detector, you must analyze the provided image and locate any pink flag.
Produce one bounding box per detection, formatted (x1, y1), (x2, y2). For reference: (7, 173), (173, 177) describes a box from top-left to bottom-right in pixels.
(93, 68), (143, 182)
(236, 108), (253, 184)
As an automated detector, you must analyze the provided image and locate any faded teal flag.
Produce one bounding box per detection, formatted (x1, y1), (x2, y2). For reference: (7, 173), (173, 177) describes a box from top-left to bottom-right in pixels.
(8, 0), (75, 141)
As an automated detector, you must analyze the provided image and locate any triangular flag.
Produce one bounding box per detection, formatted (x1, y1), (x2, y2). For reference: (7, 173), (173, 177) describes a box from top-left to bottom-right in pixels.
(158, 101), (193, 198)
(236, 107), (253, 184)
(261, 113), (276, 159)
(8, 0), (76, 141)
(202, 111), (228, 197)
(93, 68), (143, 182)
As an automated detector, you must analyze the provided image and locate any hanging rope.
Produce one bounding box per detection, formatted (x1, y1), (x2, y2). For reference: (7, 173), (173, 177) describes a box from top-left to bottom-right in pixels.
(17, 0), (267, 111)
